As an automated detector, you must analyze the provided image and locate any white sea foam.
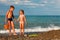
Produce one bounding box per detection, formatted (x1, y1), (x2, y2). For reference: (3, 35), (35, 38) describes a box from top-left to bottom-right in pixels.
(0, 24), (60, 33)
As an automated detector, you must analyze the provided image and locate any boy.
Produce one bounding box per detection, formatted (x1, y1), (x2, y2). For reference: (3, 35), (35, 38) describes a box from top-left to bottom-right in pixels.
(17, 9), (26, 36)
(6, 5), (17, 35)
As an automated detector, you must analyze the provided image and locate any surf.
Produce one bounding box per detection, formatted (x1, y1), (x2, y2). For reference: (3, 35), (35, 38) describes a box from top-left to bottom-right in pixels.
(0, 24), (60, 34)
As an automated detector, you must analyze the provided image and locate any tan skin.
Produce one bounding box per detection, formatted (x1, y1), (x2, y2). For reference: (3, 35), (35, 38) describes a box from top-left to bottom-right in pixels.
(6, 7), (16, 35)
(17, 11), (26, 36)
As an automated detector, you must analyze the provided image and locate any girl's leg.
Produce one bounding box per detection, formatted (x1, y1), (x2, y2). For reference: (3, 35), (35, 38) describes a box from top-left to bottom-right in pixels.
(20, 24), (22, 35)
(8, 21), (11, 35)
(20, 23), (24, 36)
(21, 23), (24, 35)
(11, 21), (17, 35)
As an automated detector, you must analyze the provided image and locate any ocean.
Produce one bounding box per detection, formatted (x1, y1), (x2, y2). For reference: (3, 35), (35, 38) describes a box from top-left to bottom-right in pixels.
(0, 15), (60, 33)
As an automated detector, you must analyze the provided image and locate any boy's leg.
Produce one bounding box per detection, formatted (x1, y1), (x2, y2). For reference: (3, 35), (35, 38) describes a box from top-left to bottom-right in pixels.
(11, 21), (16, 35)
(8, 21), (11, 35)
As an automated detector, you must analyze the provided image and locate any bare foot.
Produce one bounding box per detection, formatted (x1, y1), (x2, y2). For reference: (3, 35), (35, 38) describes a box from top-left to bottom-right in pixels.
(24, 34), (28, 37)
(13, 33), (17, 35)
(9, 33), (12, 36)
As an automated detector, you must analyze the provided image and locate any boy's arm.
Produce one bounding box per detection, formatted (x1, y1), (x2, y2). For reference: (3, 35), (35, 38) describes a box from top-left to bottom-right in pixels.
(6, 11), (9, 18)
(5, 11), (8, 23)
(12, 13), (16, 21)
(12, 13), (15, 19)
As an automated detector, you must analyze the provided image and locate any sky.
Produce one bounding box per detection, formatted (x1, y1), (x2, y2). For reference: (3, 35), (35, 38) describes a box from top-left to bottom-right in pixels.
(0, 0), (60, 15)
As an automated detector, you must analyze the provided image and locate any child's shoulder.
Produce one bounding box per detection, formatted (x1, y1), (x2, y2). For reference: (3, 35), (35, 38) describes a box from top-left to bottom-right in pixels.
(7, 10), (10, 13)
(6, 10), (10, 14)
(20, 15), (25, 16)
(20, 15), (25, 17)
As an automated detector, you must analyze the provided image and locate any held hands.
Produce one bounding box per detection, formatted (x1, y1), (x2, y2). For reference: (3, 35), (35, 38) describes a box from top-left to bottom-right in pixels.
(13, 18), (17, 22)
(13, 18), (19, 22)
(13, 18), (16, 21)
(13, 18), (28, 26)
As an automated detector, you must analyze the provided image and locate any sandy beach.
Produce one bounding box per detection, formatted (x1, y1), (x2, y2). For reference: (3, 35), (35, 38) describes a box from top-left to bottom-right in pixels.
(0, 30), (60, 40)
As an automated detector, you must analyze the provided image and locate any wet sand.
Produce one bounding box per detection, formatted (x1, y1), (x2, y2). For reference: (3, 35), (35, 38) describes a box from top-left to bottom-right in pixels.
(0, 30), (60, 40)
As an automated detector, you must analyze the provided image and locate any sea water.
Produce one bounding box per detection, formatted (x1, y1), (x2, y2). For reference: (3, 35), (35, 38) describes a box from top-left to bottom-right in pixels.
(0, 15), (60, 33)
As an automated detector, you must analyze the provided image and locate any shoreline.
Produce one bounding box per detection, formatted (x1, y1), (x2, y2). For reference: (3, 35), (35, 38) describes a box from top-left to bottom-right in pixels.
(0, 30), (60, 40)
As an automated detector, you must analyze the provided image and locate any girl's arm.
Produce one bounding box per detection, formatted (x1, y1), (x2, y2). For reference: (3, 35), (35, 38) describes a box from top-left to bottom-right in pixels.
(24, 16), (27, 25)
(17, 16), (20, 22)
(24, 16), (26, 22)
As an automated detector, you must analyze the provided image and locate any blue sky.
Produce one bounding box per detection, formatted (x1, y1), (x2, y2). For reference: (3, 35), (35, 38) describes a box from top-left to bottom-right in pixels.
(0, 0), (60, 15)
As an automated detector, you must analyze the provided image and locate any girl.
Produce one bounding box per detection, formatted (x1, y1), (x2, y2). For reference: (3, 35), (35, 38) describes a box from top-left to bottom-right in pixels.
(17, 9), (26, 36)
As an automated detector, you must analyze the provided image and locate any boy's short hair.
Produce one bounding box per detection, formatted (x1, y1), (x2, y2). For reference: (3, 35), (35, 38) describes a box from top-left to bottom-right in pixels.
(10, 5), (15, 9)
(20, 9), (24, 14)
